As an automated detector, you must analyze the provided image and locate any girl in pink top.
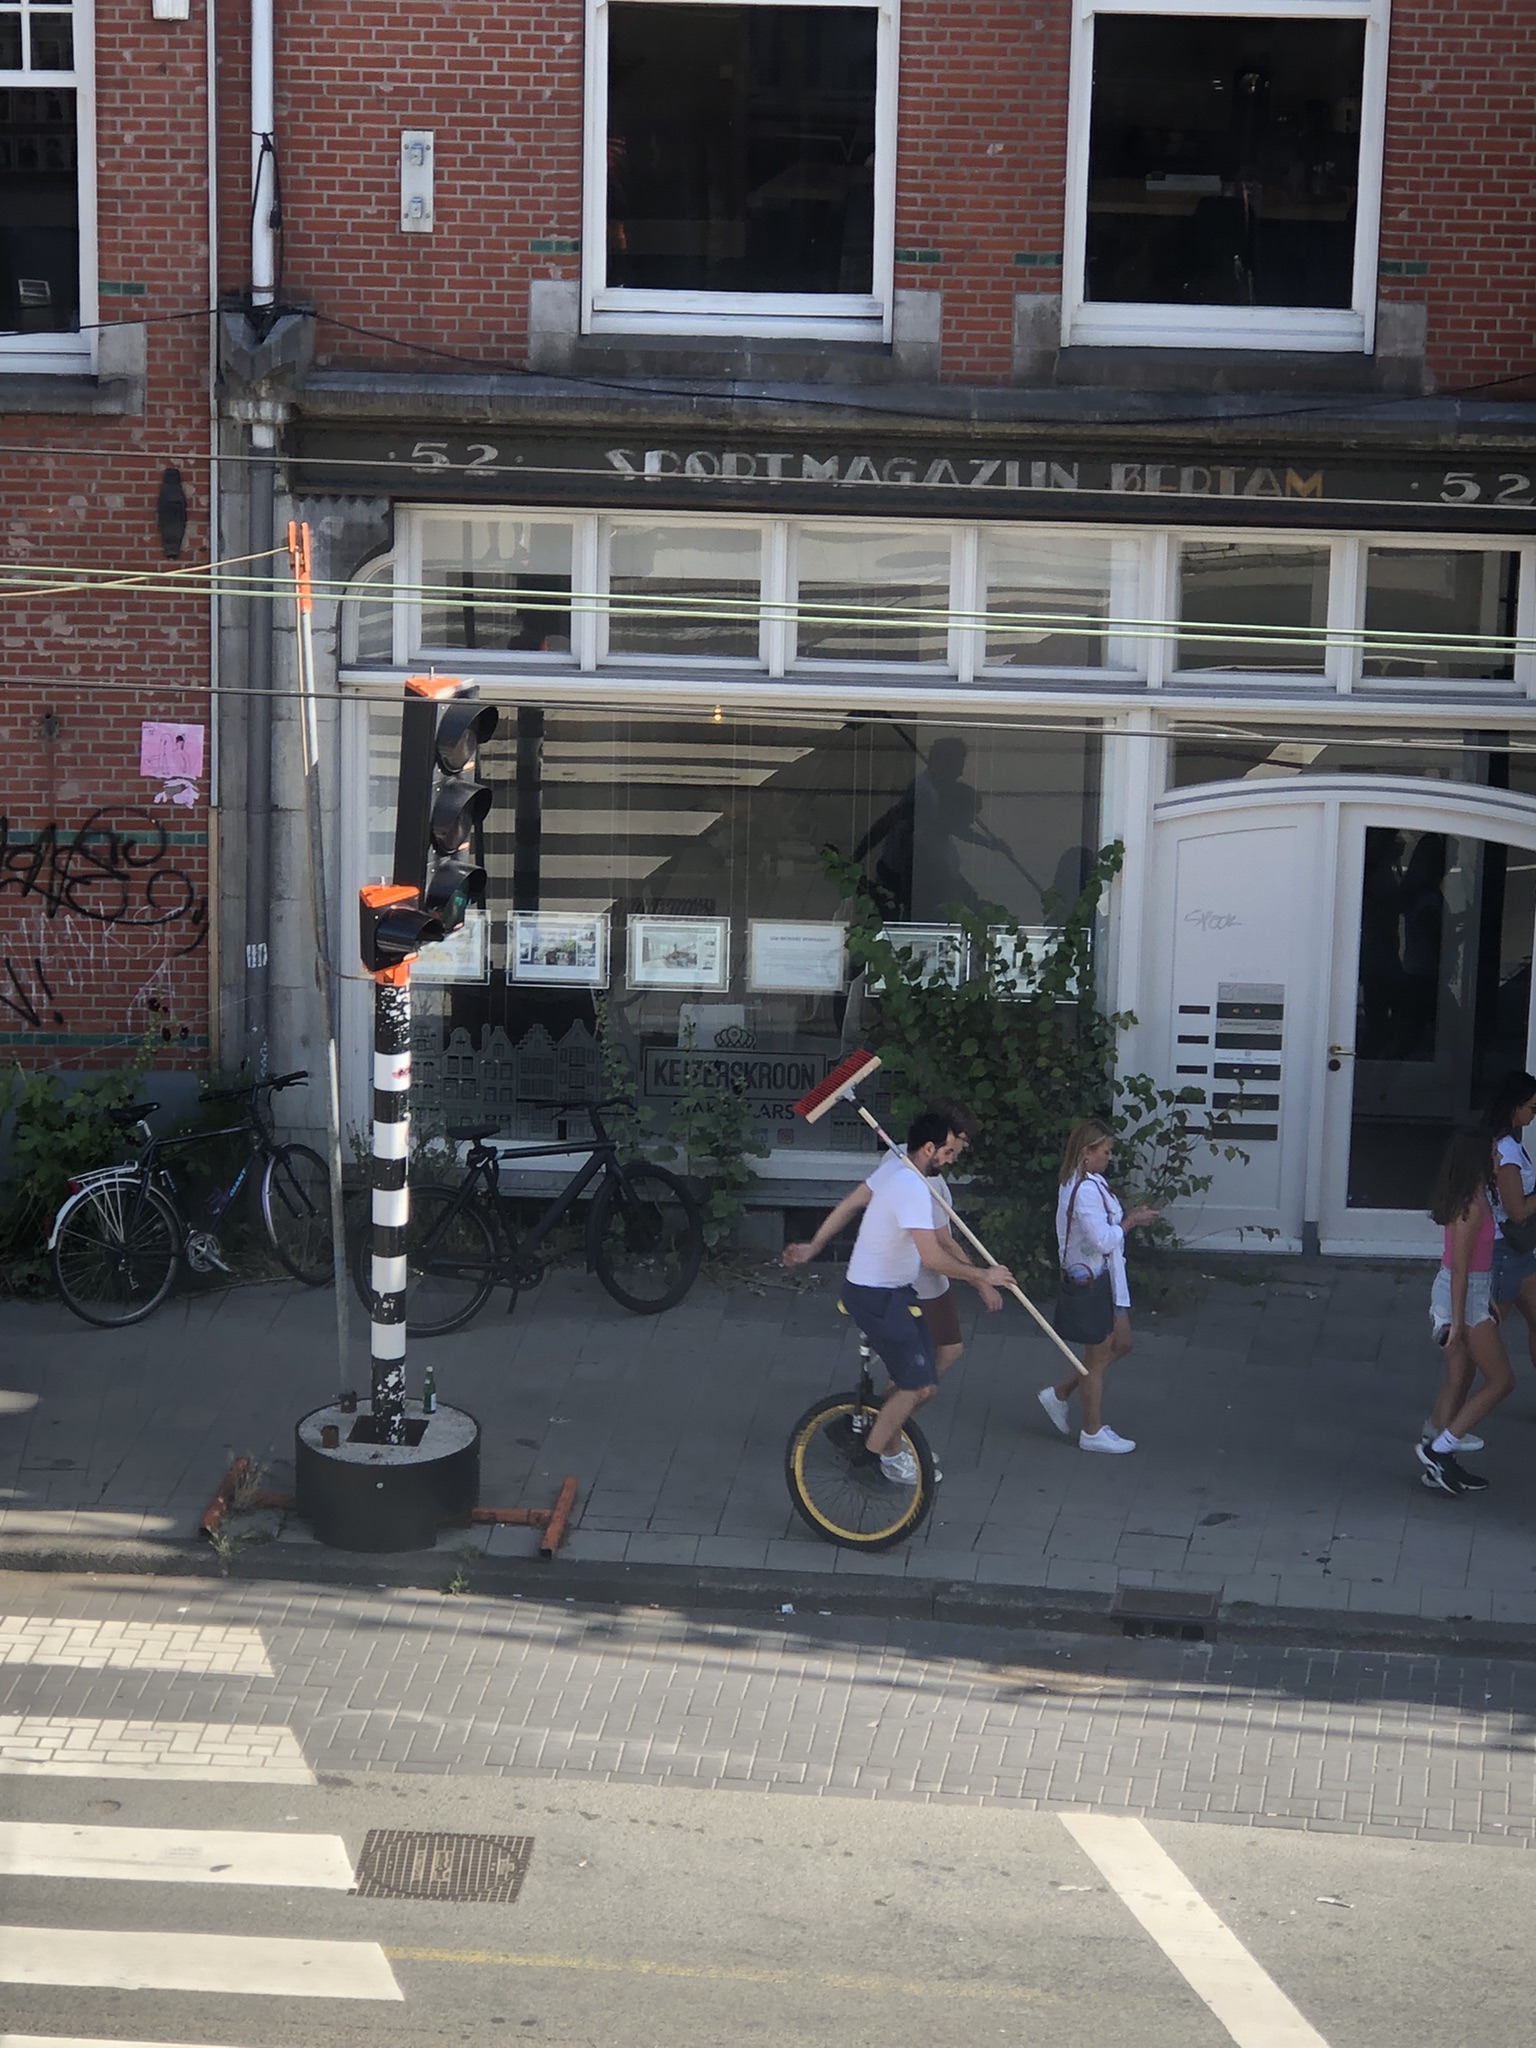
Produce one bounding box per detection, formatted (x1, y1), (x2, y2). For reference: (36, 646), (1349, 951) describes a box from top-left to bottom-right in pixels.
(1420, 1127), (1513, 1497)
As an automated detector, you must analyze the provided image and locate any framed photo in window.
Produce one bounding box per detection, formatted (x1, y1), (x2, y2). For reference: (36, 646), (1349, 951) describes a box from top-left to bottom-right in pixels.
(747, 920), (846, 994)
(878, 923), (968, 989)
(508, 912), (610, 987)
(627, 915), (731, 991)
(412, 909), (491, 986)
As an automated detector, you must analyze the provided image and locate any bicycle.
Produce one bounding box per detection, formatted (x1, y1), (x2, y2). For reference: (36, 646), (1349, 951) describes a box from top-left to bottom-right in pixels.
(351, 1098), (704, 1337)
(49, 1071), (334, 1328)
(784, 1327), (937, 1550)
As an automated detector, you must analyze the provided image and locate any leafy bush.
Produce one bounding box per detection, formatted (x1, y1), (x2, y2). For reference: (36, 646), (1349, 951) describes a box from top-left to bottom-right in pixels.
(0, 1049), (153, 1276)
(825, 841), (1234, 1294)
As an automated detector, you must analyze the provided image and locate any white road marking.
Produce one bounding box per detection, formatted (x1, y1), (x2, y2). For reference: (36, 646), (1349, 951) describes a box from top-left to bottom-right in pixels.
(2, 2037), (259, 2048)
(1060, 1815), (1331, 2048)
(0, 1821), (354, 1888)
(0, 1618), (271, 1677)
(0, 1927), (403, 2000)
(0, 1717), (312, 1782)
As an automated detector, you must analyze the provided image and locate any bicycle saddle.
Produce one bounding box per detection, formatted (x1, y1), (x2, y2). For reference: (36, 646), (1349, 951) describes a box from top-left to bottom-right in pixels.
(448, 1123), (500, 1143)
(108, 1101), (159, 1126)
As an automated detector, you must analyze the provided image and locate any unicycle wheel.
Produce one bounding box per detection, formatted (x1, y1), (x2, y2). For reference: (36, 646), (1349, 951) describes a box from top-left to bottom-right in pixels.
(784, 1393), (936, 1551)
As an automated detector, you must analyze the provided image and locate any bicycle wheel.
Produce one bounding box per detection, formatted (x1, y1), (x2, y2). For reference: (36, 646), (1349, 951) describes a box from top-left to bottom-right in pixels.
(261, 1144), (334, 1285)
(588, 1164), (703, 1313)
(785, 1394), (936, 1551)
(352, 1184), (499, 1337)
(52, 1182), (180, 1328)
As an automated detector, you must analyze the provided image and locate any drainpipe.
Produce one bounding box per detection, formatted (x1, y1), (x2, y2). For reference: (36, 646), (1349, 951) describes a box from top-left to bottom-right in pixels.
(243, 0), (278, 1072)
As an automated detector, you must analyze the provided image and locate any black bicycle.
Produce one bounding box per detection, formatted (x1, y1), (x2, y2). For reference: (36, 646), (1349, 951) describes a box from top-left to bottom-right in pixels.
(49, 1071), (334, 1328)
(352, 1099), (704, 1337)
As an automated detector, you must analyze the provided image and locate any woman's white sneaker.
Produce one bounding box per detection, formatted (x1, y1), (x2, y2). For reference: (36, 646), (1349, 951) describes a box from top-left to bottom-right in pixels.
(1038, 1386), (1073, 1436)
(1079, 1426), (1135, 1455)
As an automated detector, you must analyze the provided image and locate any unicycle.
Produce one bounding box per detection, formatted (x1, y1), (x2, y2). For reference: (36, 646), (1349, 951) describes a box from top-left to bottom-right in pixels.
(784, 1335), (937, 1551)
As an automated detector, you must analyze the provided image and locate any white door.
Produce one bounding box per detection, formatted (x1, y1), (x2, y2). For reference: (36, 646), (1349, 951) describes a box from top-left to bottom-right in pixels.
(1146, 795), (1329, 1251)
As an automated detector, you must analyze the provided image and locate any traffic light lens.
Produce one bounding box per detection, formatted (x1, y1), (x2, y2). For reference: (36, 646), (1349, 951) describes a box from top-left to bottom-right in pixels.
(435, 702), (500, 772)
(428, 777), (493, 855)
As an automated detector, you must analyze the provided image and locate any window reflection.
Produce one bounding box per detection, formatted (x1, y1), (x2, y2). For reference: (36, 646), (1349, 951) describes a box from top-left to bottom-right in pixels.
(1178, 541), (1329, 673)
(418, 519), (574, 655)
(984, 531), (1125, 669)
(796, 526), (951, 663)
(606, 523), (763, 660)
(1363, 549), (1518, 682)
(1085, 15), (1364, 310)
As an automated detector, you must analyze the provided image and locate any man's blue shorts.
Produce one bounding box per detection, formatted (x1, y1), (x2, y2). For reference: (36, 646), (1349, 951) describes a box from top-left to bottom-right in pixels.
(840, 1281), (938, 1391)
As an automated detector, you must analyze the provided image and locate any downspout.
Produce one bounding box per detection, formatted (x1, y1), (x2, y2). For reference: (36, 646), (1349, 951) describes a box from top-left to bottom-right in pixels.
(243, 0), (277, 1073)
(205, 0), (221, 1061)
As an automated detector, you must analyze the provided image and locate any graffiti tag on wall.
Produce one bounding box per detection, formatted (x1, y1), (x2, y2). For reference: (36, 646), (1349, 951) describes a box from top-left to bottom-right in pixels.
(0, 809), (207, 1034)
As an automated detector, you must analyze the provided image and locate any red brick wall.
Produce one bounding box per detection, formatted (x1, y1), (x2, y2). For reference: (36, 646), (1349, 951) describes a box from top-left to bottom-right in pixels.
(0, 0), (212, 1065)
(246, 0), (1533, 390)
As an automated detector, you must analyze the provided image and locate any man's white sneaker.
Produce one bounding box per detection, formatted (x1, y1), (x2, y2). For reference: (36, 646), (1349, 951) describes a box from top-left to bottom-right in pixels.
(1079, 1426), (1135, 1455)
(1038, 1386), (1073, 1437)
(879, 1448), (921, 1485)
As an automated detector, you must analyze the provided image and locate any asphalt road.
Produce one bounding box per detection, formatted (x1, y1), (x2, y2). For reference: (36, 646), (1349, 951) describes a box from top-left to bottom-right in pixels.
(0, 1572), (1533, 2047)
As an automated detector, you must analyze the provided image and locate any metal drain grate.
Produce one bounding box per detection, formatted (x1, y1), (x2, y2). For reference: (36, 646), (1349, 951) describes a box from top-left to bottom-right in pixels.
(353, 1829), (534, 1902)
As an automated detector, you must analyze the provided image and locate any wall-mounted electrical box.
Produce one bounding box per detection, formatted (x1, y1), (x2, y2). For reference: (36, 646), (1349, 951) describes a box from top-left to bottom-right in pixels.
(400, 130), (435, 234)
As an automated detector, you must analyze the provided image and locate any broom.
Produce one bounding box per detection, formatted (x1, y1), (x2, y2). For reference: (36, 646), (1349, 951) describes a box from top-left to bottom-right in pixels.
(793, 1049), (1088, 1379)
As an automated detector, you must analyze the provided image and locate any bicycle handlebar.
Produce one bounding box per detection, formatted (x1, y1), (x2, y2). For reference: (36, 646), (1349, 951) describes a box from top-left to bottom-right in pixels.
(200, 1069), (308, 1105)
(514, 1094), (625, 1115)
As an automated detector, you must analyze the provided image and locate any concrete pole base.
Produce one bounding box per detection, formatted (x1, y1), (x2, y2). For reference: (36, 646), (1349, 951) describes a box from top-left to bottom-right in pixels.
(294, 1401), (480, 1552)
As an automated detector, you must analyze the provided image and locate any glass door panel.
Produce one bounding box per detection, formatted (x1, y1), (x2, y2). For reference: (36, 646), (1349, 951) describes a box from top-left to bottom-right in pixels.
(1347, 829), (1535, 1211)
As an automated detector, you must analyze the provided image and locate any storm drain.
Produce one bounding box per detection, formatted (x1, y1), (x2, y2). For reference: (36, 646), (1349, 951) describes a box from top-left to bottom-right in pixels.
(1110, 1585), (1222, 1643)
(352, 1829), (534, 1902)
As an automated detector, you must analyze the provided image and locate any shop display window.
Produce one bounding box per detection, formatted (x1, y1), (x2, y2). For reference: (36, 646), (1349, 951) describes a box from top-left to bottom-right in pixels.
(365, 704), (1101, 1152)
(417, 518), (574, 656)
(605, 523), (764, 660)
(794, 525), (952, 664)
(1176, 540), (1329, 674)
(983, 531), (1133, 670)
(1362, 549), (1519, 683)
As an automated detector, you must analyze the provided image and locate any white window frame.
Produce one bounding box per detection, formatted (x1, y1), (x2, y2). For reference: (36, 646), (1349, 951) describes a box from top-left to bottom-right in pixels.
(0, 0), (96, 373)
(581, 0), (898, 343)
(1060, 0), (1390, 354)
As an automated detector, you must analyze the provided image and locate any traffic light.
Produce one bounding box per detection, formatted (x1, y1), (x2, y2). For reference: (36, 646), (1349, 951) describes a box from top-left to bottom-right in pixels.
(391, 675), (499, 938)
(359, 883), (444, 975)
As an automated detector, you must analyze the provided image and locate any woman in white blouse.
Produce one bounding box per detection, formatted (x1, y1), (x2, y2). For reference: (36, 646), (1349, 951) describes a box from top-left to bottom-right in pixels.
(1040, 1118), (1159, 1454)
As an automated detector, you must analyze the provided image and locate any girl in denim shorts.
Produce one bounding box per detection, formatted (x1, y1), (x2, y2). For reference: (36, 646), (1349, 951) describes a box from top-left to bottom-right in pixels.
(1420, 1126), (1512, 1497)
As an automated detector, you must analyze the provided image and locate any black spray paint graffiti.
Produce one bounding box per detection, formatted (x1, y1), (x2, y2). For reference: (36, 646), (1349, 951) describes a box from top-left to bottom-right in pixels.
(0, 810), (208, 1031)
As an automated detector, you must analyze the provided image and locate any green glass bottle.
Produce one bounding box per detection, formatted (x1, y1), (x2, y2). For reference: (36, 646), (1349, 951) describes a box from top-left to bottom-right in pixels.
(421, 1364), (438, 1415)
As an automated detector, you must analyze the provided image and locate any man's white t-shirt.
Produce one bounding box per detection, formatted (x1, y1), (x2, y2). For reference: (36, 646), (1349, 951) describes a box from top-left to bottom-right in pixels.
(847, 1152), (947, 1292)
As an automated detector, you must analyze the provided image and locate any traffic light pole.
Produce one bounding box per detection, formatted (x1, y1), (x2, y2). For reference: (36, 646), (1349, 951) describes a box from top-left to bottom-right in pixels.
(368, 961), (413, 1444)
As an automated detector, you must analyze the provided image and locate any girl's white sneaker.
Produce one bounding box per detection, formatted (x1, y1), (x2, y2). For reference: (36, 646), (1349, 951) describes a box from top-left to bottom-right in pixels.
(1037, 1386), (1073, 1436)
(1079, 1426), (1135, 1455)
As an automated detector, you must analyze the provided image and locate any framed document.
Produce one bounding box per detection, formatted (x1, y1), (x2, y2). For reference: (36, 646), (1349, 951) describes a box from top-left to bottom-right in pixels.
(879, 923), (968, 989)
(748, 920), (846, 994)
(412, 908), (491, 986)
(507, 911), (610, 987)
(986, 926), (1080, 999)
(627, 915), (731, 991)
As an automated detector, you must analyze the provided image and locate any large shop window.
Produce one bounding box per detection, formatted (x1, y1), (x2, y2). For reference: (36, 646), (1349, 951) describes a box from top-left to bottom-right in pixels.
(363, 706), (1100, 1154)
(584, 0), (895, 340)
(0, 0), (92, 371)
(1063, 1), (1387, 353)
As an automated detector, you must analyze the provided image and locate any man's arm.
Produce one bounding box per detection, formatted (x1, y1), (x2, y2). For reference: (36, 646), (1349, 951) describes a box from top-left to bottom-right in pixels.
(781, 1183), (872, 1268)
(911, 1226), (1011, 1293)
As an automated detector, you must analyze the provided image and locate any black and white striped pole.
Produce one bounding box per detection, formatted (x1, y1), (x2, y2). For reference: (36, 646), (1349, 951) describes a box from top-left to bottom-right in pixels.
(368, 957), (413, 1442)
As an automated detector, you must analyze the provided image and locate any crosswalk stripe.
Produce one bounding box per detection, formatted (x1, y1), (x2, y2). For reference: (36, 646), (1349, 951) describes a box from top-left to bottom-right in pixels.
(0, 1822), (354, 1889)
(2, 2036), (258, 2048)
(0, 1618), (271, 1678)
(0, 1927), (403, 2000)
(0, 1718), (312, 1783)
(1060, 1815), (1330, 2048)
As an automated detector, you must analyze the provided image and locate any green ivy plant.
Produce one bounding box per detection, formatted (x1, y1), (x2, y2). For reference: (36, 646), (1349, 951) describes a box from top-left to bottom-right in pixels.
(825, 840), (1238, 1295)
(0, 1043), (154, 1279)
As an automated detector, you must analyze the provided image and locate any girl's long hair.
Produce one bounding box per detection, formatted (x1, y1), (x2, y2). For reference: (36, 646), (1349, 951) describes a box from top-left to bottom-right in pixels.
(1483, 1070), (1536, 1141)
(1059, 1117), (1115, 1187)
(1429, 1125), (1495, 1227)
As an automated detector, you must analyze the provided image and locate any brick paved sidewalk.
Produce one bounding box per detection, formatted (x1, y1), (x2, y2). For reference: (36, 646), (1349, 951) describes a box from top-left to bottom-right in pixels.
(1, 1253), (1532, 1629)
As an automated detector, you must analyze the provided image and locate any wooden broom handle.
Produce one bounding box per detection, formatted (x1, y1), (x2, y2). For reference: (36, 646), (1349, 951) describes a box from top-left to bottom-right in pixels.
(854, 1104), (1088, 1379)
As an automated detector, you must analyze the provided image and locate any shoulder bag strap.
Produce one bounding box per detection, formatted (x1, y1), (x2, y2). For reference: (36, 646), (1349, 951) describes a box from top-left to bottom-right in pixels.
(1060, 1173), (1085, 1273)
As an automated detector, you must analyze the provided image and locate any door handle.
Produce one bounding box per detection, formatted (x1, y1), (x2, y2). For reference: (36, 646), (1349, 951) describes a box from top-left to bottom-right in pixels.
(1327, 1044), (1354, 1071)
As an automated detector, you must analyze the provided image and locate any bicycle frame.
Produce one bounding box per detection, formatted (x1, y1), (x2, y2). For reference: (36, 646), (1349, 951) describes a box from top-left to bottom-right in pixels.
(468, 1134), (626, 1274)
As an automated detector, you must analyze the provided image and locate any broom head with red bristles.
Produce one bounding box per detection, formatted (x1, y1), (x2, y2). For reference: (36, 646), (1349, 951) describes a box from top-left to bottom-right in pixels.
(794, 1048), (882, 1124)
